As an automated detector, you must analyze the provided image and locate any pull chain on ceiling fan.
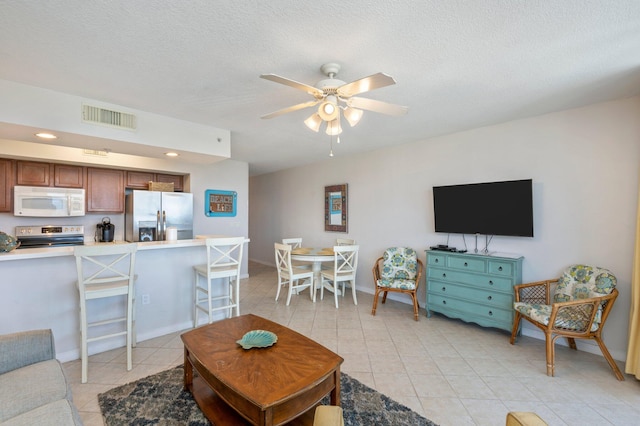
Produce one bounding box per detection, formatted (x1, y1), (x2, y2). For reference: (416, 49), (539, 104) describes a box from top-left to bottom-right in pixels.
(260, 63), (408, 136)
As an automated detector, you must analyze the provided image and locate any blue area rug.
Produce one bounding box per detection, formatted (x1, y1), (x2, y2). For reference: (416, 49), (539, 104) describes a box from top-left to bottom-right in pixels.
(98, 365), (438, 425)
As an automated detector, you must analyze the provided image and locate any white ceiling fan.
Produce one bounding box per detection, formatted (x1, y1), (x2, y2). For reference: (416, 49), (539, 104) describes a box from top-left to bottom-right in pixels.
(260, 63), (408, 135)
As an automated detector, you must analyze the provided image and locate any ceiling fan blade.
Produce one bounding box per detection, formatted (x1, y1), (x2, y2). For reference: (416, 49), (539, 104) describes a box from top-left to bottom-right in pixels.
(337, 73), (397, 98)
(260, 100), (320, 119)
(347, 97), (408, 116)
(260, 74), (324, 98)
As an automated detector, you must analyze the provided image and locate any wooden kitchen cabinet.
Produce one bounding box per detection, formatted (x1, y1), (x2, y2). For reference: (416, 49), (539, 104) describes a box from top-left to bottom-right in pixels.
(0, 159), (14, 212)
(16, 160), (51, 186)
(54, 164), (84, 188)
(15, 161), (84, 188)
(125, 171), (155, 189)
(86, 168), (125, 213)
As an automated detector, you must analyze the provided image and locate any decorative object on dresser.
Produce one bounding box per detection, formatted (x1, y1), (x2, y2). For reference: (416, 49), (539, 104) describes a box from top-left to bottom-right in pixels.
(372, 247), (424, 321)
(426, 250), (523, 331)
(510, 264), (624, 380)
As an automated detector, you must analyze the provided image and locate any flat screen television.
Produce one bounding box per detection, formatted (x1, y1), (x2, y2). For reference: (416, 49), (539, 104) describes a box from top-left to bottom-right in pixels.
(433, 179), (534, 237)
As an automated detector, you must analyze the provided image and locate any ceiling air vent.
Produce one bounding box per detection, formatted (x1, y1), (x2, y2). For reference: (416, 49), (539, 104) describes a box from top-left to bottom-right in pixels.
(82, 104), (137, 130)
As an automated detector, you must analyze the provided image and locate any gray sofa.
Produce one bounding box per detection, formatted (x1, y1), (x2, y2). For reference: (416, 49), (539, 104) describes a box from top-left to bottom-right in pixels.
(0, 329), (83, 425)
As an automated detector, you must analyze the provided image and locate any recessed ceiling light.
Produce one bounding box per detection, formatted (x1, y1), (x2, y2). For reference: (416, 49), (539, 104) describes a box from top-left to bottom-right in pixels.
(165, 152), (179, 157)
(35, 132), (57, 139)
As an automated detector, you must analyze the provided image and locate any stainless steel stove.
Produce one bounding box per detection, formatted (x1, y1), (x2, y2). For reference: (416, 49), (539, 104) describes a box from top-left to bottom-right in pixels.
(15, 225), (85, 248)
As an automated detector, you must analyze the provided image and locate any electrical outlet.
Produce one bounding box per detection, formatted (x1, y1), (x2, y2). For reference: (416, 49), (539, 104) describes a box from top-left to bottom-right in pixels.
(142, 294), (150, 305)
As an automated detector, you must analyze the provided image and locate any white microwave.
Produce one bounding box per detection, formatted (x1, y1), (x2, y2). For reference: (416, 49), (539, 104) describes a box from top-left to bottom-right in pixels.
(14, 186), (85, 217)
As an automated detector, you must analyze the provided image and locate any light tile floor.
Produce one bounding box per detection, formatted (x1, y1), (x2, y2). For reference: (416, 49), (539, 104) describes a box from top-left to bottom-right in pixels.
(65, 261), (640, 426)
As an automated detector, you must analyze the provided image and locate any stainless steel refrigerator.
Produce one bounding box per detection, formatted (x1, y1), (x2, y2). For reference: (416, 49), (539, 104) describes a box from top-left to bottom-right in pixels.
(125, 190), (193, 242)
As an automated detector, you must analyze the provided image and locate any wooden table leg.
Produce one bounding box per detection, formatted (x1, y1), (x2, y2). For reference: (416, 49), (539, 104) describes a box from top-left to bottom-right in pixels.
(330, 368), (340, 406)
(183, 347), (193, 391)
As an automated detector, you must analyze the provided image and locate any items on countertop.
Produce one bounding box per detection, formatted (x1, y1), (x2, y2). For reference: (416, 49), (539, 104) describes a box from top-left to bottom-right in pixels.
(0, 231), (20, 252)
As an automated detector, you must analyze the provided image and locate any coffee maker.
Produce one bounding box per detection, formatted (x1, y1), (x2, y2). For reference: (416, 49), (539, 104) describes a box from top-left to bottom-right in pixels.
(96, 217), (115, 242)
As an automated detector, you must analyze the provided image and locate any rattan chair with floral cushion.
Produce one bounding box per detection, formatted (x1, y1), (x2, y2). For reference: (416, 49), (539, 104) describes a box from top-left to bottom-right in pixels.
(510, 264), (624, 380)
(371, 247), (424, 321)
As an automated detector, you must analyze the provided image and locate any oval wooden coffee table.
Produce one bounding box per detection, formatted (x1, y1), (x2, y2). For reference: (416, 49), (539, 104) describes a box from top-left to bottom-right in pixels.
(182, 314), (343, 425)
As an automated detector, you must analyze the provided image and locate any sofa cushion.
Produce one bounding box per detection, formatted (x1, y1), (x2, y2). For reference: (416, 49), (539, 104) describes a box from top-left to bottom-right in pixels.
(0, 329), (55, 375)
(0, 359), (71, 422)
(1, 399), (82, 426)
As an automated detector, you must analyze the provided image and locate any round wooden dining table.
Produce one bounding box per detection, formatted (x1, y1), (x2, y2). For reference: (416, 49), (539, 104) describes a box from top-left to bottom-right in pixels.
(291, 247), (341, 296)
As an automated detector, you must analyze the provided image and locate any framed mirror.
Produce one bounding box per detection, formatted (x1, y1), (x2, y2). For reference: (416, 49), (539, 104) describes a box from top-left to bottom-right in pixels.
(325, 184), (348, 233)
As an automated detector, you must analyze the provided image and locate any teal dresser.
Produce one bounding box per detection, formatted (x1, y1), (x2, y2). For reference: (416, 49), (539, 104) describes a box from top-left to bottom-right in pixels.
(426, 250), (523, 332)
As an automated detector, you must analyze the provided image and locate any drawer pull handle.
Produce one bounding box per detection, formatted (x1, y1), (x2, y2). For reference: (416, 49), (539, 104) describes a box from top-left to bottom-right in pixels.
(498, 266), (503, 271)
(464, 262), (468, 267)
(442, 300), (447, 305)
(442, 273), (447, 278)
(489, 280), (494, 285)
(442, 287), (446, 292)
(435, 259), (439, 263)
(488, 310), (493, 316)
(487, 296), (492, 300)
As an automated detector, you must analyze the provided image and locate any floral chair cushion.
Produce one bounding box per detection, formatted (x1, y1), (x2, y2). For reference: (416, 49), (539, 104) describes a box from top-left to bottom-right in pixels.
(553, 264), (616, 302)
(514, 264), (616, 332)
(377, 247), (418, 290)
(513, 302), (600, 332)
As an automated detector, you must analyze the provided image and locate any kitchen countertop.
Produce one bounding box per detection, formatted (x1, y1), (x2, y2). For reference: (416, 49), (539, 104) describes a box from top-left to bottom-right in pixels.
(0, 235), (249, 262)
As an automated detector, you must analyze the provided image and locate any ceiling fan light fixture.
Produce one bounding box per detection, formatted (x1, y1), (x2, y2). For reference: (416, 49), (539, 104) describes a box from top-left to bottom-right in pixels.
(318, 96), (339, 121)
(304, 113), (322, 132)
(325, 117), (342, 136)
(343, 106), (363, 127)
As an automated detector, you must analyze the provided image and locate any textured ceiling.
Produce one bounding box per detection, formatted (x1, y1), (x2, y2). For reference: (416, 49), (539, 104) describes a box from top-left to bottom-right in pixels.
(1, 1), (639, 175)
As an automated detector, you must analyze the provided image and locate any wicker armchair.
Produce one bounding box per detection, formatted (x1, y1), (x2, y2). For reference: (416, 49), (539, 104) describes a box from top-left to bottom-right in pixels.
(371, 247), (424, 321)
(509, 264), (624, 380)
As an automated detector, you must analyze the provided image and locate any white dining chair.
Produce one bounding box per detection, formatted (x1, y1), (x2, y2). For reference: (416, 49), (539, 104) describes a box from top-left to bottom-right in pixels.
(282, 237), (303, 249)
(275, 242), (315, 305)
(282, 237), (312, 270)
(74, 243), (137, 384)
(336, 238), (356, 246)
(321, 245), (359, 308)
(193, 236), (245, 326)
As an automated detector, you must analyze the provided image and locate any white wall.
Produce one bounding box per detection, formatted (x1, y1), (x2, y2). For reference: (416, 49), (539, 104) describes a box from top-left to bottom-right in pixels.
(249, 96), (640, 362)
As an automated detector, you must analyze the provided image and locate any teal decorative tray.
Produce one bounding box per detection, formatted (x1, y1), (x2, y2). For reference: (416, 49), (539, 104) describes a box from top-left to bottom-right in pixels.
(236, 330), (277, 349)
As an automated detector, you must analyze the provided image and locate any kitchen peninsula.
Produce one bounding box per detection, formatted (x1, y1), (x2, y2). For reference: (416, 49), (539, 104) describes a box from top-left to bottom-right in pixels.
(0, 236), (249, 363)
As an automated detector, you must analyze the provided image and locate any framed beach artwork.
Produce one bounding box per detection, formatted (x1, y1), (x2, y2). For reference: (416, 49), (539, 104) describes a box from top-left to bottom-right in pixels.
(324, 184), (347, 233)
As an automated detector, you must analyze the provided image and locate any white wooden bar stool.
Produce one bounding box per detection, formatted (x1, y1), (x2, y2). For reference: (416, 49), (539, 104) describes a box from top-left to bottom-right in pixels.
(193, 236), (245, 326)
(74, 243), (137, 384)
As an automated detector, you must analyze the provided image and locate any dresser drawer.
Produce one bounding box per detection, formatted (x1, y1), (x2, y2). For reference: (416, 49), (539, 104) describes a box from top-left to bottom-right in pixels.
(428, 269), (514, 292)
(447, 256), (486, 273)
(427, 253), (446, 267)
(428, 283), (513, 307)
(488, 260), (515, 276)
(429, 295), (513, 325)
